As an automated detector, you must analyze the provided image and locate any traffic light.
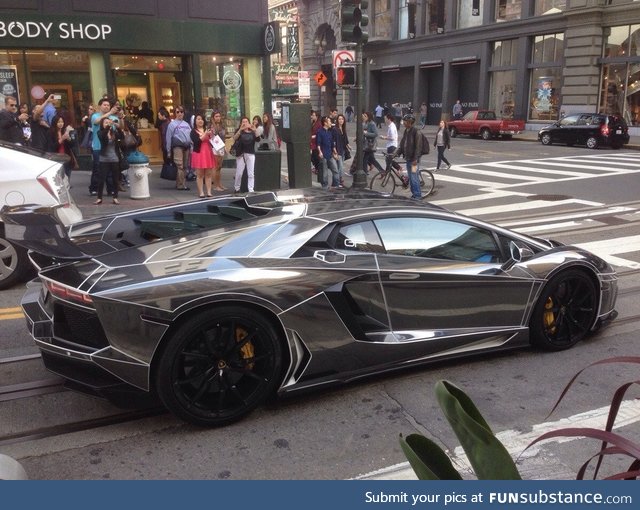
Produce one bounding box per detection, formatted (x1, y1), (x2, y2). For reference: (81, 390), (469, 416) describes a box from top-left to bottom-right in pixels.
(340, 1), (369, 44)
(336, 65), (356, 88)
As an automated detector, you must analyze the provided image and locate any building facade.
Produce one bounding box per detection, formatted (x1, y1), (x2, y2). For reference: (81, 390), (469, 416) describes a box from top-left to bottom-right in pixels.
(0, 0), (271, 159)
(297, 0), (640, 133)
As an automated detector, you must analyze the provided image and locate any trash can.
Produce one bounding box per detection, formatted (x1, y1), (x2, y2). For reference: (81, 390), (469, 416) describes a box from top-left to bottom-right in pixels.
(127, 150), (152, 199)
(254, 149), (281, 191)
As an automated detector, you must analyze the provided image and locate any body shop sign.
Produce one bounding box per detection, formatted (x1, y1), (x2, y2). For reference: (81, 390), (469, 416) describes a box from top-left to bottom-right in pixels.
(0, 21), (112, 40)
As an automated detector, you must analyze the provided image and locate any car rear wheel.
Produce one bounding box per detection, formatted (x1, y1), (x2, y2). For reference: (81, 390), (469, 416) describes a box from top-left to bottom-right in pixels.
(586, 136), (599, 149)
(530, 270), (597, 351)
(480, 128), (492, 141)
(449, 127), (458, 138)
(540, 133), (552, 145)
(0, 236), (31, 290)
(155, 306), (283, 426)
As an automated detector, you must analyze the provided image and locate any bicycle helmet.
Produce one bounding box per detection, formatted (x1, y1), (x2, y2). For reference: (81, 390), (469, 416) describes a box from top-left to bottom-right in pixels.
(402, 113), (415, 122)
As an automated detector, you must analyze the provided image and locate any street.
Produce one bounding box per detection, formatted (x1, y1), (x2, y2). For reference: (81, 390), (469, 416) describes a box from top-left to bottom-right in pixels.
(1, 135), (639, 479)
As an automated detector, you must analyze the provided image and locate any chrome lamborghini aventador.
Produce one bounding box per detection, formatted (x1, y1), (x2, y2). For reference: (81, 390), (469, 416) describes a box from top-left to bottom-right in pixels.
(1, 189), (618, 426)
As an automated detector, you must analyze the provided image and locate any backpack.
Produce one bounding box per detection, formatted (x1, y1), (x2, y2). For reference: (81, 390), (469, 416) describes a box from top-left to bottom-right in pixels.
(419, 132), (430, 155)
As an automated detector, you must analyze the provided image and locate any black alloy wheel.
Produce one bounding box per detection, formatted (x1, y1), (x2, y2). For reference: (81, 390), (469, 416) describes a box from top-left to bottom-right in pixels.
(530, 270), (597, 351)
(155, 306), (283, 426)
(0, 236), (31, 290)
(540, 133), (552, 145)
(586, 136), (599, 149)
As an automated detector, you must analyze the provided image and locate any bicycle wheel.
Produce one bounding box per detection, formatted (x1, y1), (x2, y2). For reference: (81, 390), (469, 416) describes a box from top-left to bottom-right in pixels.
(369, 172), (397, 195)
(418, 170), (435, 197)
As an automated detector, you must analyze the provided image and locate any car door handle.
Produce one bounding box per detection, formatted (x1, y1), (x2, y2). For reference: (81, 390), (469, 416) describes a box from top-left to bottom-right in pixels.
(388, 273), (420, 280)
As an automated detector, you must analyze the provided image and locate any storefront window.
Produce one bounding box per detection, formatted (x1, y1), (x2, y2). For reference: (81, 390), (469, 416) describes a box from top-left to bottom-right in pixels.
(604, 25), (630, 58)
(0, 50), (91, 126)
(373, 0), (392, 40)
(200, 57), (247, 134)
(458, 0), (483, 29)
(496, 0), (521, 22)
(532, 33), (564, 64)
(601, 24), (640, 126)
(528, 68), (561, 121)
(489, 70), (516, 118)
(535, 0), (566, 16)
(491, 40), (518, 67)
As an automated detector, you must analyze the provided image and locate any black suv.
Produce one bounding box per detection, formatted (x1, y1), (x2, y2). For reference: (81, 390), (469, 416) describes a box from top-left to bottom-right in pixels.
(538, 113), (629, 149)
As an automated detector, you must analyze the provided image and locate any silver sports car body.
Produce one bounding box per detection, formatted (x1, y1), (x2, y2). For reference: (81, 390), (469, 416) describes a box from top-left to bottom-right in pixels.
(1, 189), (618, 426)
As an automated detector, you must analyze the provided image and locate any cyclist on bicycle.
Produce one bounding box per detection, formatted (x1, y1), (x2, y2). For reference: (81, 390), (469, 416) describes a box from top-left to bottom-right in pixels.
(394, 114), (423, 200)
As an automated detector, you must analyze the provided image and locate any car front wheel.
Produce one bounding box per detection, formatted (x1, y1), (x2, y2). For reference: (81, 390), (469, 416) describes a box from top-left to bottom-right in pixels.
(480, 128), (492, 140)
(586, 136), (599, 149)
(0, 236), (31, 290)
(530, 270), (597, 351)
(540, 133), (552, 145)
(155, 306), (283, 426)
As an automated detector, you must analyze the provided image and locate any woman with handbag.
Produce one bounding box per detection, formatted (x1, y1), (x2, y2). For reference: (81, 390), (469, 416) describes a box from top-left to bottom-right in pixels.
(259, 112), (279, 151)
(232, 116), (259, 193)
(96, 117), (124, 205)
(118, 113), (140, 190)
(210, 111), (226, 191)
(190, 112), (214, 198)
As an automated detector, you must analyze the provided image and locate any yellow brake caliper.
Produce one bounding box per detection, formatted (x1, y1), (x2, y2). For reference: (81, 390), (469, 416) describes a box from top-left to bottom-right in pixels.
(235, 326), (255, 369)
(543, 297), (556, 333)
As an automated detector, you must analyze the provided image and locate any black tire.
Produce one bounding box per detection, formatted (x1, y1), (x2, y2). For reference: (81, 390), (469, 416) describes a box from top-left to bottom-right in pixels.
(0, 235), (31, 290)
(449, 127), (458, 138)
(418, 170), (435, 197)
(155, 306), (283, 426)
(586, 136), (599, 149)
(480, 128), (492, 141)
(529, 270), (597, 351)
(540, 133), (552, 145)
(369, 171), (396, 195)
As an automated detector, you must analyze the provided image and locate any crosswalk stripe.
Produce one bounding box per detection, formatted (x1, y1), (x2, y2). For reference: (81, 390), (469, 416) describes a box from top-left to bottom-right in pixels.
(457, 198), (601, 217)
(487, 161), (593, 177)
(450, 165), (548, 182)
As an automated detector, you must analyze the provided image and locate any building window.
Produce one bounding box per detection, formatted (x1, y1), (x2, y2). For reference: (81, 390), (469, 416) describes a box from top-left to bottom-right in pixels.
(601, 24), (640, 125)
(425, 0), (445, 35)
(200, 57), (248, 133)
(529, 68), (561, 121)
(398, 0), (410, 39)
(489, 39), (518, 118)
(373, 0), (392, 39)
(496, 0), (521, 22)
(532, 33), (564, 64)
(458, 0), (483, 29)
(535, 0), (566, 16)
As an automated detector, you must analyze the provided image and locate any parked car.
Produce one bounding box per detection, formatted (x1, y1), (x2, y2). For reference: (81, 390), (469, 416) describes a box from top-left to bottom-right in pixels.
(538, 113), (629, 149)
(2, 190), (618, 426)
(0, 142), (82, 289)
(448, 110), (525, 140)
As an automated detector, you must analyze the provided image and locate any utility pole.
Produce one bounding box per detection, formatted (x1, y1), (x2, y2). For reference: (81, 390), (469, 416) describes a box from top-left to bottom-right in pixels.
(339, 1), (369, 189)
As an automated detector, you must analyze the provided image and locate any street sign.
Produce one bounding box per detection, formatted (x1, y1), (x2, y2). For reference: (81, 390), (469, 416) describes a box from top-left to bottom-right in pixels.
(332, 49), (355, 69)
(314, 71), (327, 86)
(298, 71), (310, 99)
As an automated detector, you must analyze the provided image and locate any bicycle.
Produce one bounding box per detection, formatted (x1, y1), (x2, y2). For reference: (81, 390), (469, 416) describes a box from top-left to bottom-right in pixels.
(368, 152), (435, 198)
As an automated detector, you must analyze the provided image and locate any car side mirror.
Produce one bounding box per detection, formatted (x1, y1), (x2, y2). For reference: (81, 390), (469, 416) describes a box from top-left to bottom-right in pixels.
(501, 241), (534, 271)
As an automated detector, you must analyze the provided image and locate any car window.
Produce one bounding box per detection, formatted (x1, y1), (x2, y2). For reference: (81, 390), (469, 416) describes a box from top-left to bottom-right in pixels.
(560, 115), (579, 126)
(335, 221), (384, 253)
(372, 217), (503, 263)
(577, 115), (593, 125)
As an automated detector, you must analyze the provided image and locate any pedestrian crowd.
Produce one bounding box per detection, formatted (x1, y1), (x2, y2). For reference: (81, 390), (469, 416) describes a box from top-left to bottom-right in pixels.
(309, 99), (454, 199)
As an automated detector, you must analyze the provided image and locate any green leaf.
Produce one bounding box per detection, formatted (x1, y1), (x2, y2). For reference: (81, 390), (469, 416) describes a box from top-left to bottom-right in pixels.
(399, 433), (463, 480)
(435, 380), (521, 480)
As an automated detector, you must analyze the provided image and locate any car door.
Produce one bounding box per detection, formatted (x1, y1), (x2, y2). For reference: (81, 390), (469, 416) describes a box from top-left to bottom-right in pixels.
(555, 114), (579, 144)
(372, 216), (534, 352)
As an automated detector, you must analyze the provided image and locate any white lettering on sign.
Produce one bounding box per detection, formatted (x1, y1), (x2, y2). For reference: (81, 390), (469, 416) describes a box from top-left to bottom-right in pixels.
(0, 21), (112, 40)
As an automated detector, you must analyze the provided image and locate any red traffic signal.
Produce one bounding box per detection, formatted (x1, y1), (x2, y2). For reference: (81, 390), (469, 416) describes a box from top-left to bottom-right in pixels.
(336, 65), (356, 88)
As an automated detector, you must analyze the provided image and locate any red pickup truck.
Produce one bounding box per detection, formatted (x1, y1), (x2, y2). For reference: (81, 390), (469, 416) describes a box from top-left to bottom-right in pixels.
(448, 110), (525, 140)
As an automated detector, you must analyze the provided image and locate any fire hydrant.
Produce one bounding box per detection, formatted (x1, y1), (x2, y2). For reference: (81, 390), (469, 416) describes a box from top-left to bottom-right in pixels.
(127, 151), (152, 199)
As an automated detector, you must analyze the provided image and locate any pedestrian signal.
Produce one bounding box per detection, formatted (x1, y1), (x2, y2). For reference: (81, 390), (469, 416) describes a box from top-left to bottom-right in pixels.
(336, 65), (356, 88)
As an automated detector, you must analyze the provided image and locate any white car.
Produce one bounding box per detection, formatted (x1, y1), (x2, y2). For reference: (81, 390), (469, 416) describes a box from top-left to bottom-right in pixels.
(0, 142), (82, 289)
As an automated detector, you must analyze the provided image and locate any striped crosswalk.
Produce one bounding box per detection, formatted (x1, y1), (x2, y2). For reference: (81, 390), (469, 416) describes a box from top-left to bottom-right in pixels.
(430, 153), (640, 269)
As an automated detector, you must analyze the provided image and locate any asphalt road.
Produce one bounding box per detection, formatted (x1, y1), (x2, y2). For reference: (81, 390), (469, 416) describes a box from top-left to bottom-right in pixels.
(1, 136), (639, 479)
